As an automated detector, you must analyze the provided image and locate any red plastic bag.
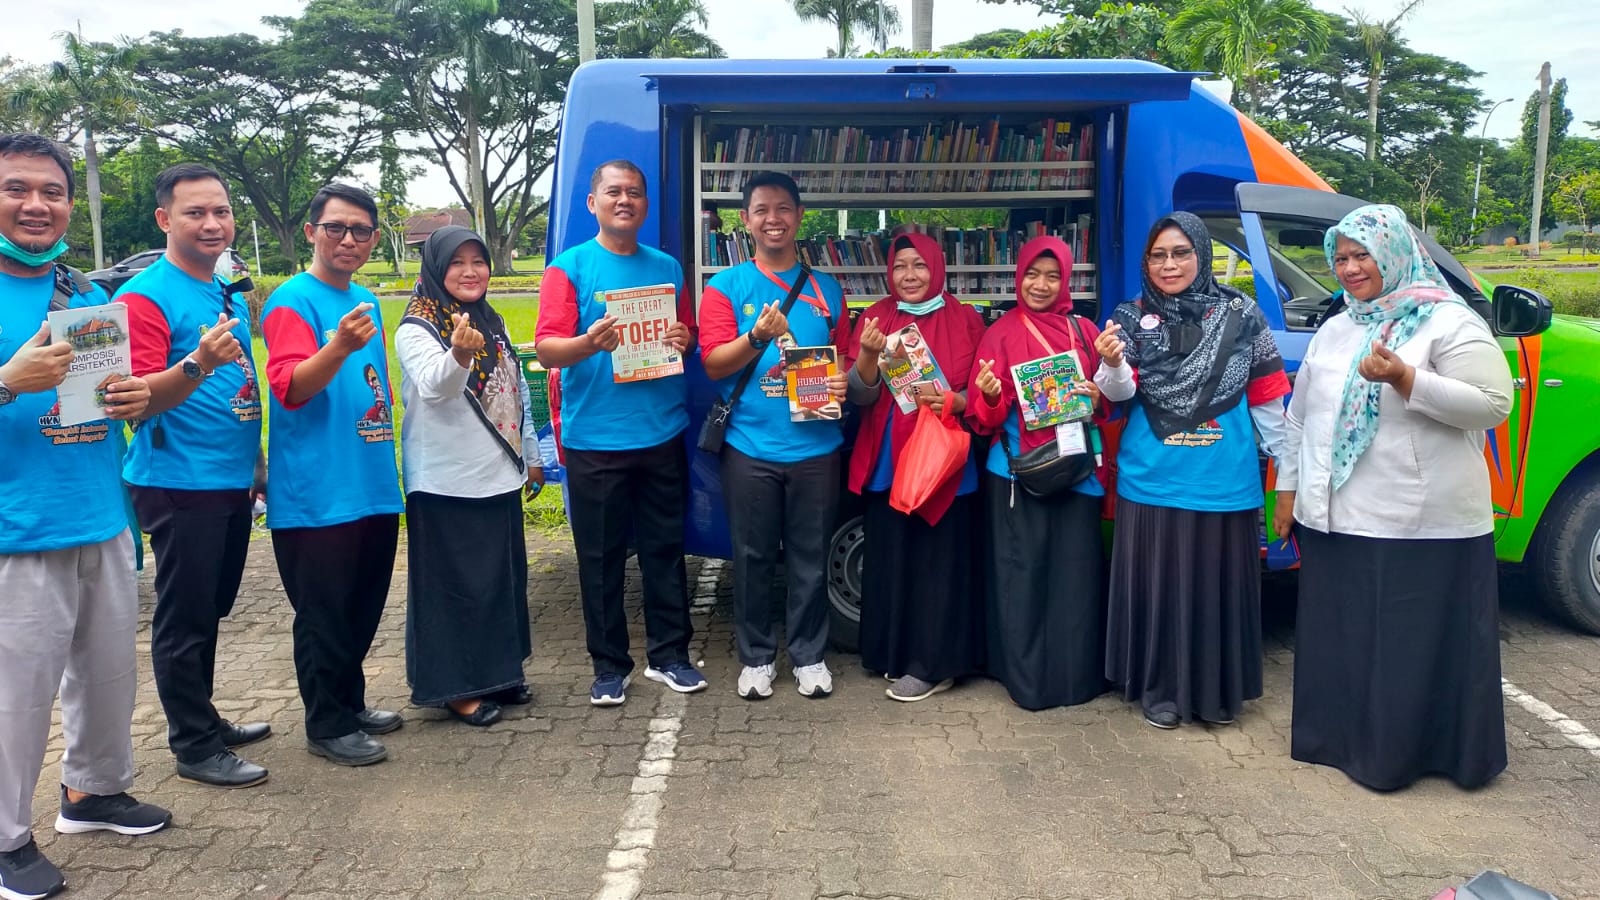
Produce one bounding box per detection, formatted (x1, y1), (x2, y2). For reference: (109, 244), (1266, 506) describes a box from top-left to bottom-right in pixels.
(890, 393), (970, 516)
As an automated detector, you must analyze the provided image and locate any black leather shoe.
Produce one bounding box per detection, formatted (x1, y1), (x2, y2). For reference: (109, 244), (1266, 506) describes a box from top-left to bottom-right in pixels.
(306, 731), (388, 767)
(220, 720), (271, 747)
(488, 684), (532, 706)
(176, 751), (269, 788)
(355, 708), (403, 736)
(446, 699), (502, 727)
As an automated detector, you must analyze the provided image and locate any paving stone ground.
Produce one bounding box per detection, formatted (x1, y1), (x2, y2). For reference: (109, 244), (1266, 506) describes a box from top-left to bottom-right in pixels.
(26, 514), (1600, 900)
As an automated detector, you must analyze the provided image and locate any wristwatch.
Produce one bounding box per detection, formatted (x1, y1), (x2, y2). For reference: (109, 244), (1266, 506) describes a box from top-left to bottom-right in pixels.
(747, 330), (770, 351)
(181, 355), (209, 380)
(0, 378), (13, 407)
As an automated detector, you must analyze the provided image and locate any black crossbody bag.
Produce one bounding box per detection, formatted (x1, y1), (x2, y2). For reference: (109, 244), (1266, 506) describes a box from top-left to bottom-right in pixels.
(696, 264), (812, 454)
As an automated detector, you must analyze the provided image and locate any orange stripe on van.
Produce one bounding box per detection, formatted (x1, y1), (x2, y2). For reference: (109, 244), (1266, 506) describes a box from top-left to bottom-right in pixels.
(1238, 114), (1331, 191)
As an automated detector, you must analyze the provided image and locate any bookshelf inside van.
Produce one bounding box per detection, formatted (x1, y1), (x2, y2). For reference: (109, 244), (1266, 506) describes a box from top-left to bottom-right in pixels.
(692, 113), (1100, 307)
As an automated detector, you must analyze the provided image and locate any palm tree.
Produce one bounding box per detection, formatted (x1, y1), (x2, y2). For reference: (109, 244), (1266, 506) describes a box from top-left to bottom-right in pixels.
(598, 0), (726, 58)
(1164, 0), (1331, 117)
(1349, 0), (1428, 168)
(792, 0), (902, 58)
(8, 27), (144, 269)
(395, 0), (530, 238)
(911, 0), (934, 52)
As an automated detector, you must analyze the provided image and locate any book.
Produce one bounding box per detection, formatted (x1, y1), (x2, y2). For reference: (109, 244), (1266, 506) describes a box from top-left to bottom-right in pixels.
(1010, 350), (1092, 430)
(878, 323), (950, 414)
(603, 284), (683, 383)
(784, 345), (841, 422)
(47, 301), (132, 427)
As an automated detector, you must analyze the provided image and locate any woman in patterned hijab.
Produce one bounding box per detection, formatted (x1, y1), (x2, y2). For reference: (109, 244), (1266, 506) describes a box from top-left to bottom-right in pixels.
(1276, 203), (1511, 792)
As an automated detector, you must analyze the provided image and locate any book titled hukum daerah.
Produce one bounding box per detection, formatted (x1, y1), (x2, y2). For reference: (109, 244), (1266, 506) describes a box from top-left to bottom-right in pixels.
(47, 302), (132, 427)
(784, 345), (841, 422)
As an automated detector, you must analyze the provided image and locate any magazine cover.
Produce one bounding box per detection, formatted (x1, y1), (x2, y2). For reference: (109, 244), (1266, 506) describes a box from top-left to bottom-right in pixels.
(785, 345), (841, 422)
(602, 283), (683, 383)
(877, 322), (950, 413)
(47, 302), (132, 427)
(1010, 351), (1091, 430)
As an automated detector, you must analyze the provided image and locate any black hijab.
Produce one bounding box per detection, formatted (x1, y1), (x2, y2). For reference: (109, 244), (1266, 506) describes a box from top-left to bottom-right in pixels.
(403, 225), (509, 398)
(1109, 212), (1283, 438)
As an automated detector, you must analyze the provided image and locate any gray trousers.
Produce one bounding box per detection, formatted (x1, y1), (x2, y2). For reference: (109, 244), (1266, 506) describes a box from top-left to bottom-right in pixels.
(0, 531), (138, 851)
(719, 446), (840, 669)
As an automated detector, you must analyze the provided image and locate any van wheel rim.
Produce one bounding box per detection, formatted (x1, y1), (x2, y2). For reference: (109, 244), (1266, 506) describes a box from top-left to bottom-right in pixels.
(1589, 527), (1600, 599)
(827, 517), (865, 623)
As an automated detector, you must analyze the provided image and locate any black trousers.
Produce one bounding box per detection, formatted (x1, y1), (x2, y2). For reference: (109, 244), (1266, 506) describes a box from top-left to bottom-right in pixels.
(719, 446), (840, 669)
(565, 437), (692, 676)
(271, 514), (399, 740)
(130, 486), (252, 764)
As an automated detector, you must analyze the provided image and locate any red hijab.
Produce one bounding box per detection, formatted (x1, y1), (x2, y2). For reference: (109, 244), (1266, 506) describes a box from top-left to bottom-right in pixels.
(844, 232), (987, 523)
(967, 235), (1104, 456)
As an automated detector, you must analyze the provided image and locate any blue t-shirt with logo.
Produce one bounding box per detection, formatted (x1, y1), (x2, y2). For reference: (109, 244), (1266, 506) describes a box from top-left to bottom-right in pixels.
(1115, 397), (1260, 511)
(119, 256), (262, 490)
(537, 239), (689, 451)
(0, 271), (127, 554)
(262, 273), (403, 529)
(703, 262), (846, 464)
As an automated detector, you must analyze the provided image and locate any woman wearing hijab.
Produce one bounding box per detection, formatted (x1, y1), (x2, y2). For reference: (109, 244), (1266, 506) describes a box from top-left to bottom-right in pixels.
(844, 231), (988, 702)
(1277, 205), (1511, 790)
(966, 235), (1107, 711)
(1098, 213), (1290, 730)
(396, 226), (544, 727)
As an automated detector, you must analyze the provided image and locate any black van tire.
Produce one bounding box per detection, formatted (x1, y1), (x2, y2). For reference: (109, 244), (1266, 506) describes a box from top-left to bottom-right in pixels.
(826, 513), (865, 652)
(1532, 472), (1600, 635)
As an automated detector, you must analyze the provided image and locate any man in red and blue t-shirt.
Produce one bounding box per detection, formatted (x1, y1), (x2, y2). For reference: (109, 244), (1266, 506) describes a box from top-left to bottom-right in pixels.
(120, 163), (270, 790)
(699, 171), (851, 701)
(0, 133), (170, 900)
(535, 159), (705, 707)
(261, 184), (404, 767)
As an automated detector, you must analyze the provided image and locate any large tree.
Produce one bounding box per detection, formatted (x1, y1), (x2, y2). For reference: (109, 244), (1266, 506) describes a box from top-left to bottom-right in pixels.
(10, 29), (144, 269)
(1164, 0), (1331, 116)
(1348, 0), (1428, 172)
(598, 0), (725, 58)
(792, 0), (902, 58)
(132, 28), (389, 266)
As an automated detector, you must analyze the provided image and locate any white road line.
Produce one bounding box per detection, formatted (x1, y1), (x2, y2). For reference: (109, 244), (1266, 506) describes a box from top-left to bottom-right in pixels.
(594, 559), (721, 900)
(1503, 678), (1600, 757)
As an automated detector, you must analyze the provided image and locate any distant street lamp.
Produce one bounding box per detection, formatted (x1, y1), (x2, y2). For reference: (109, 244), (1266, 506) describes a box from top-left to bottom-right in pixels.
(1470, 97), (1515, 242)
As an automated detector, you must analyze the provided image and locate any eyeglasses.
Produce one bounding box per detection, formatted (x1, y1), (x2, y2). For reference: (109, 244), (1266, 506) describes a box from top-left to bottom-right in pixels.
(313, 222), (376, 243)
(1147, 247), (1197, 265)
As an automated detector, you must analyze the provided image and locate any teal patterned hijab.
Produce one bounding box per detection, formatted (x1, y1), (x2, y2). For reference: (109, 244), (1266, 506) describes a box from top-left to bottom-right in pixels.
(1323, 204), (1466, 489)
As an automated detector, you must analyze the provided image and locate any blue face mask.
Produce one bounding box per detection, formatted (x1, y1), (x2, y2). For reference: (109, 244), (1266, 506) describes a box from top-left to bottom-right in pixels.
(896, 296), (945, 316)
(0, 233), (69, 267)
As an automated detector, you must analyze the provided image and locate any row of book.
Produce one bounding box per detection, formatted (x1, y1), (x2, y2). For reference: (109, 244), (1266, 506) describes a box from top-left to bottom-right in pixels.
(702, 219), (1095, 273)
(820, 271), (1099, 298)
(700, 119), (1096, 195)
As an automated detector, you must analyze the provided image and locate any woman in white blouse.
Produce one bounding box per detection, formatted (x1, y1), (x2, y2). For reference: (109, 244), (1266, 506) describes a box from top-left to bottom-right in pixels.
(397, 226), (543, 728)
(1275, 204), (1511, 791)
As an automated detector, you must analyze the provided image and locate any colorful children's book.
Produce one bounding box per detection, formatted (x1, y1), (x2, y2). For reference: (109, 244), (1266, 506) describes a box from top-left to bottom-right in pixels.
(877, 323), (949, 414)
(785, 345), (841, 422)
(1010, 351), (1092, 430)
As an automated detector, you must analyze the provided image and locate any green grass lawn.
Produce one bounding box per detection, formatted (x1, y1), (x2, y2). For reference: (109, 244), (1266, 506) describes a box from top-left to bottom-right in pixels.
(358, 256), (545, 277)
(1457, 246), (1599, 267)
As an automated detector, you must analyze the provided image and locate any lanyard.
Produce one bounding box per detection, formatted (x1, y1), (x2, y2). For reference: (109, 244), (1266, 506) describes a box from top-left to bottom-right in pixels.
(755, 260), (829, 318)
(1019, 311), (1059, 355)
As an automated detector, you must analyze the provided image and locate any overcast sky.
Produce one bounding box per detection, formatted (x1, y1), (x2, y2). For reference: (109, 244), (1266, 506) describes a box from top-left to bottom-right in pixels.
(5, 0), (1596, 207)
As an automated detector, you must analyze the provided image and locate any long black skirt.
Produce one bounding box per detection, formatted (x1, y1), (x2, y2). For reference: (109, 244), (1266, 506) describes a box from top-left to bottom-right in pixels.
(405, 489), (532, 706)
(1106, 497), (1262, 723)
(985, 474), (1106, 711)
(1291, 527), (1506, 791)
(860, 491), (983, 683)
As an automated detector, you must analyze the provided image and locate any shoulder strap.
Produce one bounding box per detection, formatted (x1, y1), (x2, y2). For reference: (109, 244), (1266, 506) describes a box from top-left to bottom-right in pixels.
(723, 264), (813, 409)
(50, 263), (93, 313)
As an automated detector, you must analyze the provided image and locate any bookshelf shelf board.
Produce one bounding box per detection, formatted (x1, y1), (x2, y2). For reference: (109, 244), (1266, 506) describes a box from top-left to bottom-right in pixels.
(700, 161), (1096, 171)
(700, 191), (1093, 206)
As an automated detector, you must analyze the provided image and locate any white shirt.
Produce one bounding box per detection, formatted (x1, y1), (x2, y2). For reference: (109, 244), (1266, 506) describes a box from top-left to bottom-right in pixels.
(396, 322), (539, 498)
(1278, 302), (1512, 539)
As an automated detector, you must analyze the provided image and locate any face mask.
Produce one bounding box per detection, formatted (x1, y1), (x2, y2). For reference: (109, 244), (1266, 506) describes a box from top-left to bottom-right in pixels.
(0, 233), (69, 267)
(896, 296), (945, 316)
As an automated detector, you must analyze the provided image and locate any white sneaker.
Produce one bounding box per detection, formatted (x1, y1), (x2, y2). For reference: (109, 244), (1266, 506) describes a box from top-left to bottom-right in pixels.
(794, 662), (833, 698)
(737, 664), (775, 700)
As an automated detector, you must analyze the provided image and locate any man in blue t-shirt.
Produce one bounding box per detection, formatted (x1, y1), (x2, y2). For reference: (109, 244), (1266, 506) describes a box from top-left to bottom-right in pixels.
(699, 172), (851, 701)
(120, 163), (270, 790)
(261, 184), (405, 767)
(0, 133), (171, 900)
(535, 159), (705, 706)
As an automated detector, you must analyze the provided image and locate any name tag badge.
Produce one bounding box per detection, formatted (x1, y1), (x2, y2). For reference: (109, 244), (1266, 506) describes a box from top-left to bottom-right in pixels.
(1056, 421), (1088, 456)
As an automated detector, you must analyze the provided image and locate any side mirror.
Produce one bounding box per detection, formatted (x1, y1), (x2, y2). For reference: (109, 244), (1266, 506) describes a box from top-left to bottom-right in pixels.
(1492, 285), (1554, 337)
